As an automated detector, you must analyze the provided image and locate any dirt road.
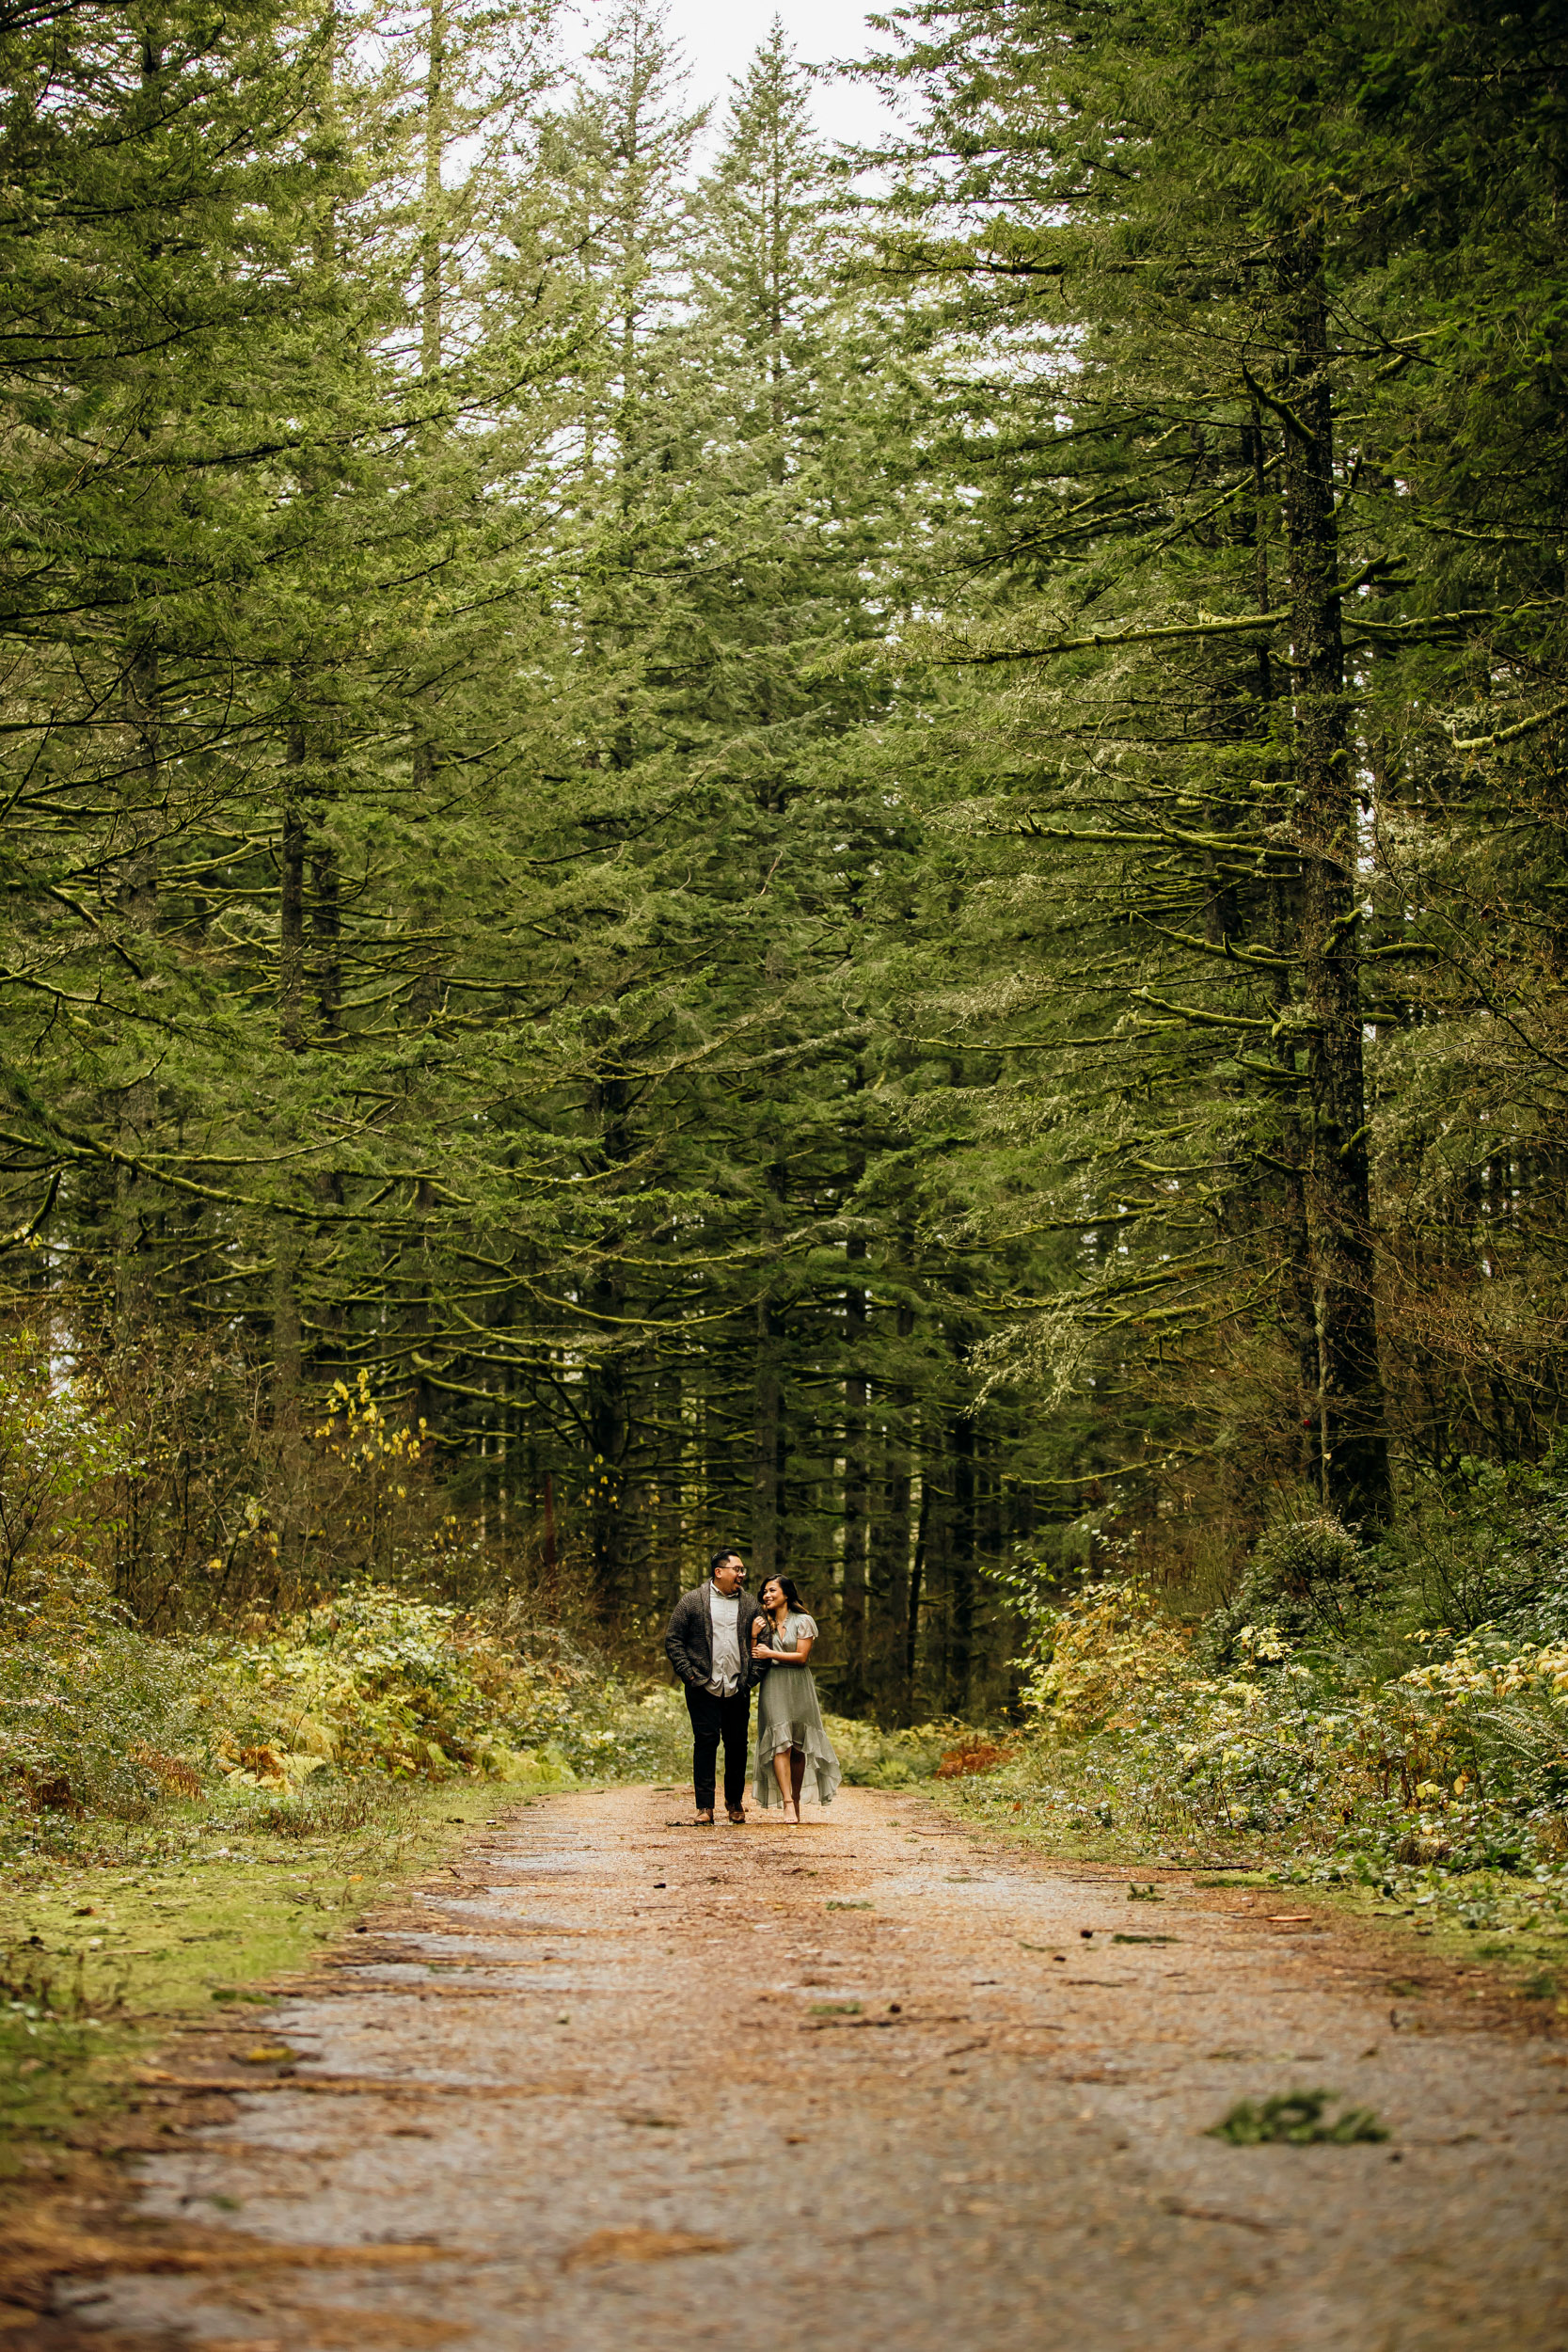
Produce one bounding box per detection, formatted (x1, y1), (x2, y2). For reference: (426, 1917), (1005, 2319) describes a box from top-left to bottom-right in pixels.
(41, 1786), (1568, 2349)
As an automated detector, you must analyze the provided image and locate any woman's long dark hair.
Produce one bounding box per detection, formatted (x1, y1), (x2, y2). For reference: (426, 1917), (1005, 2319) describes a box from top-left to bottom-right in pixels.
(762, 1573), (803, 1612)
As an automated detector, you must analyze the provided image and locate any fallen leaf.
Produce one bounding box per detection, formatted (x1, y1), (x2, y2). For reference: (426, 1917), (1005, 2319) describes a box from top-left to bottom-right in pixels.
(1160, 2198), (1278, 2234)
(561, 2228), (724, 2272)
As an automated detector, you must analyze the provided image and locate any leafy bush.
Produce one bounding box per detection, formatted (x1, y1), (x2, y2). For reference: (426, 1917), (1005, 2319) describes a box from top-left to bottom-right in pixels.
(993, 1599), (1568, 1885)
(827, 1716), (952, 1788)
(1020, 1581), (1192, 1739)
(0, 1578), (692, 1861)
(205, 1587), (605, 1788)
(1204, 1507), (1381, 1665)
(960, 1470), (1568, 1912)
(0, 1611), (210, 1828)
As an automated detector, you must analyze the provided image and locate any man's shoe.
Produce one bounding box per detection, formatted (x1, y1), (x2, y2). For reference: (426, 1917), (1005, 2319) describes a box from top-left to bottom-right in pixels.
(695, 1809), (715, 1826)
(726, 1807), (746, 1825)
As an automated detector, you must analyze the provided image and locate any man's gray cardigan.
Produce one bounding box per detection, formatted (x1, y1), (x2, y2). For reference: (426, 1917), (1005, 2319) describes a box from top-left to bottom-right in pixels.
(665, 1582), (768, 1694)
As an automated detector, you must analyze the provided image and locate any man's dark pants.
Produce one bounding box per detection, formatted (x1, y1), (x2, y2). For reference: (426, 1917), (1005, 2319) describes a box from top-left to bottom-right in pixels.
(685, 1685), (751, 1812)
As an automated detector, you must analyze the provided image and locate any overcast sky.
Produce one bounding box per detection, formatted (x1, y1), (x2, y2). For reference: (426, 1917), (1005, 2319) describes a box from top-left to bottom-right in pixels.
(602, 0), (902, 153)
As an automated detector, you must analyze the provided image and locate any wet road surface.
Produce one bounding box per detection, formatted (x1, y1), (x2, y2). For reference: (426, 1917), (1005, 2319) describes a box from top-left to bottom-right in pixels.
(48, 1786), (1568, 2349)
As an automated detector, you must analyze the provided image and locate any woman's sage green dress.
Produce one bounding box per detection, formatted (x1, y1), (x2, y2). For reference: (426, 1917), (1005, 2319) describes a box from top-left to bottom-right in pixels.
(752, 1612), (841, 1808)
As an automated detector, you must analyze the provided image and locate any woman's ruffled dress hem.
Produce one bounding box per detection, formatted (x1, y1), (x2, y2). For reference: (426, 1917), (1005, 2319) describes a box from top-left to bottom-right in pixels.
(753, 1704), (841, 1807)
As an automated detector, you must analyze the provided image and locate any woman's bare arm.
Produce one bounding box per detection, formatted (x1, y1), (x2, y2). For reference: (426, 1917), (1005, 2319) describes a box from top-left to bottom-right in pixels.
(756, 1633), (814, 1665)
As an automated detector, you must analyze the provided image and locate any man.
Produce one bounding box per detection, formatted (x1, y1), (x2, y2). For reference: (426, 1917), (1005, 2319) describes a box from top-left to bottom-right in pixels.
(664, 1549), (768, 1825)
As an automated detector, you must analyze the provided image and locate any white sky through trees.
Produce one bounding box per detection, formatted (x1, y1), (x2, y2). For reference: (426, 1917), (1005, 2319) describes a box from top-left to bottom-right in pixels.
(630, 0), (896, 151)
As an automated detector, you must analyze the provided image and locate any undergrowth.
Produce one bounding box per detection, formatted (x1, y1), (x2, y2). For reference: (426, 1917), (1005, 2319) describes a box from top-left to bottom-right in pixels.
(0, 1579), (701, 1875)
(953, 1466), (1568, 1961)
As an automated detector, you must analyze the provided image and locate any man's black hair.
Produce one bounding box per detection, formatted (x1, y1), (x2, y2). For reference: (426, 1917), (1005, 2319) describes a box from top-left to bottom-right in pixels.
(708, 1546), (744, 1577)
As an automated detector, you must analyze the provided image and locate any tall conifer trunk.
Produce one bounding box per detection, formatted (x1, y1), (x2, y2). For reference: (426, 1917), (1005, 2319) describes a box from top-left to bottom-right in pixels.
(1279, 234), (1390, 1525)
(752, 1295), (782, 1582)
(114, 639), (160, 1322)
(841, 1240), (869, 1704)
(112, 33), (167, 1328)
(585, 1071), (633, 1609)
(279, 724), (307, 1056)
(903, 1471), (929, 1725)
(311, 840), (341, 1041)
(274, 721), (309, 1593)
(1247, 403), (1320, 1483)
(871, 1300), (914, 1716)
(421, 0), (445, 377)
(946, 1410), (975, 1712)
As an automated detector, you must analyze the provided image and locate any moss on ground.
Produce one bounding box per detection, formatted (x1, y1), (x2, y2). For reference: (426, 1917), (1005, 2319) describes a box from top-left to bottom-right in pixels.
(0, 1777), (533, 2180)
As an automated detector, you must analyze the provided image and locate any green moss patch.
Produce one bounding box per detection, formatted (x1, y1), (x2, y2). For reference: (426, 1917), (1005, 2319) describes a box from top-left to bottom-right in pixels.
(0, 1778), (515, 2179)
(1207, 2089), (1388, 2146)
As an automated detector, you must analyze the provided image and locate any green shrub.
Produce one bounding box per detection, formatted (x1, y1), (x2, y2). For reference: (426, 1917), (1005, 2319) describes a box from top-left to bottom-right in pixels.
(1204, 1506), (1381, 1666)
(947, 1467), (1568, 1920)
(826, 1715), (950, 1788)
(0, 1580), (687, 1861)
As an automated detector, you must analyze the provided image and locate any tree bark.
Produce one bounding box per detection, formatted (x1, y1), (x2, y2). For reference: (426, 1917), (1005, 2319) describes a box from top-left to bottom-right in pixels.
(311, 837), (341, 1040)
(1246, 404), (1321, 1486)
(114, 638), (160, 1321)
(279, 723), (307, 1055)
(841, 1240), (869, 1707)
(584, 1071), (634, 1610)
(1280, 232), (1390, 1527)
(871, 1300), (914, 1719)
(273, 721), (309, 1592)
(751, 1295), (781, 1584)
(905, 1473), (929, 1726)
(421, 0), (445, 378)
(946, 1411), (975, 1714)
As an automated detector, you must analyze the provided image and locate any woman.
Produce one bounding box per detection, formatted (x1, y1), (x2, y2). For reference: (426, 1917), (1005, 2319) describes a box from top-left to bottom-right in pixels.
(751, 1575), (841, 1821)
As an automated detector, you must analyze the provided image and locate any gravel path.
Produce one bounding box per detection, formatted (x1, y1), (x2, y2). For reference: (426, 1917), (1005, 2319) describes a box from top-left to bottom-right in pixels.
(52, 1785), (1568, 2349)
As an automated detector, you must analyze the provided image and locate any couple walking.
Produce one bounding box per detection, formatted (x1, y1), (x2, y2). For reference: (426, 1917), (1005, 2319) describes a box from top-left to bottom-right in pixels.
(664, 1549), (842, 1824)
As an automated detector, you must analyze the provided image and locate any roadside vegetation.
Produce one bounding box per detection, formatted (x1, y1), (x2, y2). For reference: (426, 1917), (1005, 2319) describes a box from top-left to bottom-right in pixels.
(0, 1330), (671, 1829)
(938, 1464), (1568, 2007)
(0, 1583), (690, 2182)
(0, 1780), (505, 2183)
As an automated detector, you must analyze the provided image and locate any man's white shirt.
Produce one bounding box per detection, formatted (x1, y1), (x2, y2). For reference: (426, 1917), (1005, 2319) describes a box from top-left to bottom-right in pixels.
(707, 1586), (742, 1695)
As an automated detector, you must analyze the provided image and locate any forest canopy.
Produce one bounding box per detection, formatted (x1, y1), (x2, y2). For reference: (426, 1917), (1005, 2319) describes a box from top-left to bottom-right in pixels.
(2, 0), (1565, 1722)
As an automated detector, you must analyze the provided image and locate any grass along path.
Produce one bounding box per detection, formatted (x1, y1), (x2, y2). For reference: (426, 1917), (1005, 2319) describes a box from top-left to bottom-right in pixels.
(0, 1780), (551, 2192)
(935, 1773), (1568, 2024)
(0, 1681), (935, 2197)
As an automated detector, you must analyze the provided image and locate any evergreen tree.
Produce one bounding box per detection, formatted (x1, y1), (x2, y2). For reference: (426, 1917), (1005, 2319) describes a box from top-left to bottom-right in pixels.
(862, 0), (1568, 1540)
